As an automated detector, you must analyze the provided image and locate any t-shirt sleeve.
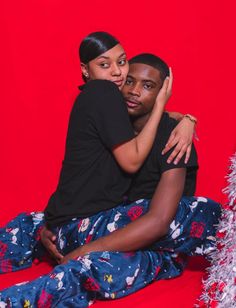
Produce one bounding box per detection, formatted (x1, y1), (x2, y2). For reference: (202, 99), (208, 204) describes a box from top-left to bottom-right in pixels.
(156, 114), (199, 173)
(87, 80), (135, 149)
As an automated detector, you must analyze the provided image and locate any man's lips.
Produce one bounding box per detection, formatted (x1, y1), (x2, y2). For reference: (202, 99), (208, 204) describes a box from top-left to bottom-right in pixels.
(125, 99), (141, 108)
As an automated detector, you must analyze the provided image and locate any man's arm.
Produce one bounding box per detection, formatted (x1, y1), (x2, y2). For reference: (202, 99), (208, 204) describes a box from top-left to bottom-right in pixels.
(60, 168), (186, 263)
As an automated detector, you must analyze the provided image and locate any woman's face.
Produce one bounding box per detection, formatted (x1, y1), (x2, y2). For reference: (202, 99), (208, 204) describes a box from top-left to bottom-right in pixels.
(81, 44), (129, 90)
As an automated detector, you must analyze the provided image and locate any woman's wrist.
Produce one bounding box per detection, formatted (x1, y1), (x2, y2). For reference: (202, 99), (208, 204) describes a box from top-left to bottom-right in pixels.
(152, 102), (165, 114)
(181, 114), (199, 141)
(183, 114), (197, 125)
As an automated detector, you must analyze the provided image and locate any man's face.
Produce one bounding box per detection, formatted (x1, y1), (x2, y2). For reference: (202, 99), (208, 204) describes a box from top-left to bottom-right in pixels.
(122, 63), (163, 118)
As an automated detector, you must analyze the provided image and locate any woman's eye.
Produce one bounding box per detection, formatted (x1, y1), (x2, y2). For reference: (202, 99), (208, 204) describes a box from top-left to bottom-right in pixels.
(119, 59), (127, 66)
(125, 79), (133, 85)
(100, 63), (109, 68)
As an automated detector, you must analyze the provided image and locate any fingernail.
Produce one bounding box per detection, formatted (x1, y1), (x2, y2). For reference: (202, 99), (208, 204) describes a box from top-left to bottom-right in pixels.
(167, 160), (171, 164)
(174, 161), (177, 165)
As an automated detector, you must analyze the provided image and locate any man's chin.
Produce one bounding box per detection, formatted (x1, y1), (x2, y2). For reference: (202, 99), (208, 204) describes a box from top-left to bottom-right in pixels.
(128, 108), (139, 118)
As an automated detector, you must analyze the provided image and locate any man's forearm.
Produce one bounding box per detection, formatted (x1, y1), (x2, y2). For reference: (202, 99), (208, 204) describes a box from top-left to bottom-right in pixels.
(78, 213), (167, 255)
(78, 168), (185, 256)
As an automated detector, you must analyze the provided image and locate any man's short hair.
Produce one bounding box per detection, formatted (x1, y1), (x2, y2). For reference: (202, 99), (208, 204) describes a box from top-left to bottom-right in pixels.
(129, 53), (169, 84)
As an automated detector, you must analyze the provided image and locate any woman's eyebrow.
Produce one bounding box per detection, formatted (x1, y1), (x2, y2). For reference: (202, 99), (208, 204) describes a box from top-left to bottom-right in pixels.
(97, 53), (126, 60)
(97, 55), (109, 60)
(118, 52), (126, 58)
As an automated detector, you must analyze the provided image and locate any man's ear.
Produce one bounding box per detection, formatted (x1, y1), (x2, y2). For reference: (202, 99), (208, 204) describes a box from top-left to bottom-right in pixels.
(81, 63), (89, 79)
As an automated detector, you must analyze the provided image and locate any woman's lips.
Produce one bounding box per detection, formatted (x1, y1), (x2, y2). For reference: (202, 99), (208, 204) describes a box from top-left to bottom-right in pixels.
(113, 80), (123, 86)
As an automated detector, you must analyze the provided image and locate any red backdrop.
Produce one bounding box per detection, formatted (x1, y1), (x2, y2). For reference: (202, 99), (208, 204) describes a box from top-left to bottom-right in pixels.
(1, 0), (236, 224)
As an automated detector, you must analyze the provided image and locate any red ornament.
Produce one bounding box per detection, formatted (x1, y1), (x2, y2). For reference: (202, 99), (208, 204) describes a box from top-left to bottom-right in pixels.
(219, 282), (225, 292)
(210, 300), (219, 308)
(216, 230), (226, 239)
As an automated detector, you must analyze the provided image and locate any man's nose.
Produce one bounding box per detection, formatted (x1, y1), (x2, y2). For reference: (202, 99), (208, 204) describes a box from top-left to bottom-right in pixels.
(129, 84), (141, 96)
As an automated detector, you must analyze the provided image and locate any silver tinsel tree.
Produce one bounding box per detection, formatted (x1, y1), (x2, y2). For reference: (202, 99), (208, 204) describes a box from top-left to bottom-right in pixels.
(199, 152), (236, 307)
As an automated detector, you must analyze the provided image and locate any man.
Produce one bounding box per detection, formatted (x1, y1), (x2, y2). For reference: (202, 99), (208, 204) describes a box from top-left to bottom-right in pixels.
(0, 54), (220, 307)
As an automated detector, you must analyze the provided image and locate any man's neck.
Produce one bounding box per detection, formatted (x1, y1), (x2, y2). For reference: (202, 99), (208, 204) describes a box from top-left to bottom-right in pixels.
(131, 113), (151, 135)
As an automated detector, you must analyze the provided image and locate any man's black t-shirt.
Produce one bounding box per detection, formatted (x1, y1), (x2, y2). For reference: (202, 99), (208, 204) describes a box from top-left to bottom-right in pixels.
(127, 112), (198, 202)
(45, 80), (135, 228)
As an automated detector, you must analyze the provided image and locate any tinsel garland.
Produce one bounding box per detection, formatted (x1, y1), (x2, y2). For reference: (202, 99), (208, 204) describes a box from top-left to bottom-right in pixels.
(197, 153), (236, 307)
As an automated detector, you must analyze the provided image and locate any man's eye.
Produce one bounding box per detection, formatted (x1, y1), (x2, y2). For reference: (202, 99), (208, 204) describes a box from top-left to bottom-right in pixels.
(100, 63), (109, 68)
(119, 59), (127, 66)
(144, 84), (152, 89)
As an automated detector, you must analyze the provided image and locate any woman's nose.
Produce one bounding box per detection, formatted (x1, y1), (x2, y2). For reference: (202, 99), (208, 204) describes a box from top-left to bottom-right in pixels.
(111, 64), (121, 76)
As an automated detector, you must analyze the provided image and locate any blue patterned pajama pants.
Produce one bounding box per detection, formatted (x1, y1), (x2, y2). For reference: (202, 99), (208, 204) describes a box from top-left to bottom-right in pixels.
(0, 197), (221, 307)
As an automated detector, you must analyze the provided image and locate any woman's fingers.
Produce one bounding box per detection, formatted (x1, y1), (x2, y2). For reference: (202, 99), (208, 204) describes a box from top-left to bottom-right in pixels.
(184, 144), (192, 164)
(172, 144), (188, 165)
(167, 67), (173, 95)
(162, 132), (177, 155)
(163, 138), (191, 164)
(162, 76), (170, 93)
(166, 143), (183, 164)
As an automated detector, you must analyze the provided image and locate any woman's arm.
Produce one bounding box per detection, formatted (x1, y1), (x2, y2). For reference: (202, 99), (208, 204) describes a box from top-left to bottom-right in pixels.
(162, 115), (197, 164)
(167, 111), (184, 122)
(60, 168), (186, 263)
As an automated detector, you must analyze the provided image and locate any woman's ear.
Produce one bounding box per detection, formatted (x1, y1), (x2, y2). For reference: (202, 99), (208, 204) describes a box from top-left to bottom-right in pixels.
(81, 63), (89, 79)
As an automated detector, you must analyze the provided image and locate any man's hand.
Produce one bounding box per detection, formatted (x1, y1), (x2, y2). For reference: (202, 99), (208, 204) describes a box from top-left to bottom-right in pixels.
(40, 226), (63, 263)
(60, 246), (85, 265)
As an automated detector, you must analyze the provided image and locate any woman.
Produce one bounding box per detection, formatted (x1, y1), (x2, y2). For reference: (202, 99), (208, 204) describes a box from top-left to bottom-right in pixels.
(0, 33), (202, 306)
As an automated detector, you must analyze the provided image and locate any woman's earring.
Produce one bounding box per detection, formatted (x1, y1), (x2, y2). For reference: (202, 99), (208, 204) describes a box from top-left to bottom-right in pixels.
(85, 73), (89, 79)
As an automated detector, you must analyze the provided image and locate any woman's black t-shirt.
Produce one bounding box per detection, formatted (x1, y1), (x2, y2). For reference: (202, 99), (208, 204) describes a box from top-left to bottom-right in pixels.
(44, 80), (135, 228)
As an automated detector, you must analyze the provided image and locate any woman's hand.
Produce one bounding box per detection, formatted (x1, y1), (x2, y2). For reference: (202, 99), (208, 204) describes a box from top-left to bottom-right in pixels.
(162, 116), (196, 164)
(153, 67), (173, 111)
(40, 226), (64, 264)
